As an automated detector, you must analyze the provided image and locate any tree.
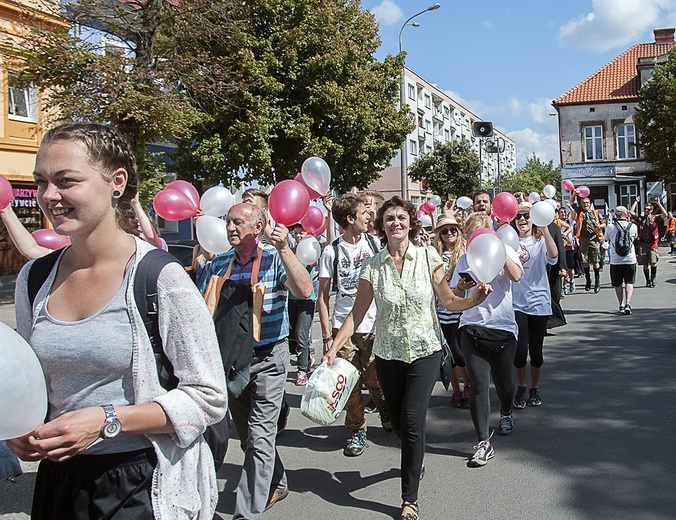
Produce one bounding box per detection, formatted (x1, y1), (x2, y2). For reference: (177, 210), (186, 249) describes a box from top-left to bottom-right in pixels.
(498, 155), (561, 197)
(635, 47), (676, 184)
(407, 139), (481, 200)
(174, 0), (411, 192)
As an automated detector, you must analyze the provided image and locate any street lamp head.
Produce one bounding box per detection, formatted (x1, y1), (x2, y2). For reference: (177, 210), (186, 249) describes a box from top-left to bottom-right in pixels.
(411, 22), (420, 27)
(427, 3), (441, 11)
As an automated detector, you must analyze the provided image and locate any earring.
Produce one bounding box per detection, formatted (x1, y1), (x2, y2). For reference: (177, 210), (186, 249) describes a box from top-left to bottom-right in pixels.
(112, 189), (122, 199)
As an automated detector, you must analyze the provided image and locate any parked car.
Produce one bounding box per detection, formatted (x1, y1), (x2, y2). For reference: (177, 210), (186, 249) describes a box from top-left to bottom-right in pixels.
(166, 240), (197, 269)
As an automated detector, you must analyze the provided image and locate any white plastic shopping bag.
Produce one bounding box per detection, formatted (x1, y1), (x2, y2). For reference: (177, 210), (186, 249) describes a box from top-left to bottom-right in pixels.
(300, 358), (359, 425)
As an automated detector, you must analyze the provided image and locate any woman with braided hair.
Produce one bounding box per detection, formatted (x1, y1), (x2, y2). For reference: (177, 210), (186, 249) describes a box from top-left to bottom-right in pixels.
(7, 123), (226, 519)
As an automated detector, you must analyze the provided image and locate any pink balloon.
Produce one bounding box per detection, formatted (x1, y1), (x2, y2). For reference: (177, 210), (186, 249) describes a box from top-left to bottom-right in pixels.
(313, 217), (328, 237)
(562, 179), (575, 192)
(421, 200), (436, 214)
(492, 192), (518, 222)
(301, 206), (325, 234)
(577, 185), (590, 198)
(32, 229), (71, 249)
(166, 180), (200, 209)
(416, 210), (425, 220)
(268, 180), (311, 227)
(466, 227), (498, 248)
(294, 173), (323, 200)
(153, 189), (198, 221)
(0, 175), (12, 211)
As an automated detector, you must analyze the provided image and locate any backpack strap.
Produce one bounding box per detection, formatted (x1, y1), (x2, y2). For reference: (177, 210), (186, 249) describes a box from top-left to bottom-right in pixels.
(133, 248), (181, 390)
(27, 248), (67, 308)
(365, 233), (378, 254)
(331, 237), (340, 293)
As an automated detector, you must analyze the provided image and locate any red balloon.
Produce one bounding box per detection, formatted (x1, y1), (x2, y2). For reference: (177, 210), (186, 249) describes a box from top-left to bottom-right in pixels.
(0, 175), (12, 211)
(166, 180), (200, 209)
(421, 200), (436, 214)
(32, 229), (71, 249)
(301, 206), (325, 234)
(313, 217), (328, 237)
(294, 173), (323, 200)
(492, 192), (519, 222)
(153, 188), (198, 221)
(466, 227), (498, 247)
(268, 180), (311, 227)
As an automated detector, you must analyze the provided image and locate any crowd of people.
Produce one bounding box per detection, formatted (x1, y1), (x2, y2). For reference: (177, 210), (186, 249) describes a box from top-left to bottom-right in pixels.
(1, 122), (672, 520)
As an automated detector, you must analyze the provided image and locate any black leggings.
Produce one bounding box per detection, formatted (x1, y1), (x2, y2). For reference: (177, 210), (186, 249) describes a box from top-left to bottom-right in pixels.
(375, 350), (440, 503)
(514, 311), (549, 369)
(440, 322), (465, 367)
(460, 328), (516, 442)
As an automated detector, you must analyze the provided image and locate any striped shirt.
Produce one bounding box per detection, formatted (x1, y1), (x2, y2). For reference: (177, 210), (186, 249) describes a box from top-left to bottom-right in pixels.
(437, 250), (462, 325)
(202, 245), (289, 348)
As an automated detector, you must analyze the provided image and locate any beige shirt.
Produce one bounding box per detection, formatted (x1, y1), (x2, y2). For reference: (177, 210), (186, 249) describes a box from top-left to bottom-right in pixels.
(360, 244), (444, 363)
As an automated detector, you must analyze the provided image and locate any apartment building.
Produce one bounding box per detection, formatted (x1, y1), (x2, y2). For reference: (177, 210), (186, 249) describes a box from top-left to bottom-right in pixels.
(552, 28), (675, 215)
(370, 66), (516, 207)
(0, 0), (66, 282)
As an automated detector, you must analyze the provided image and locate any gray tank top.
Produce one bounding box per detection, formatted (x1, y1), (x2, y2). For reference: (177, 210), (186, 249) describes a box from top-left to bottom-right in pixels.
(30, 259), (152, 454)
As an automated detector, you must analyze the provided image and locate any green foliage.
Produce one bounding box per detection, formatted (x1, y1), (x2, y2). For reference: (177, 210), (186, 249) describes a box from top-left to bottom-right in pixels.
(174, 0), (411, 192)
(498, 155), (561, 198)
(635, 47), (676, 183)
(407, 139), (481, 199)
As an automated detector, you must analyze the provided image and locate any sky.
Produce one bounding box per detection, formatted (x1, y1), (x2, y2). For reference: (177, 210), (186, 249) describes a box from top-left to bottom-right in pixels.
(361, 0), (676, 169)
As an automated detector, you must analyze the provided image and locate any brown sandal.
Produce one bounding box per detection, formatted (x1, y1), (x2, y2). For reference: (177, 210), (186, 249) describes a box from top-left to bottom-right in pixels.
(400, 501), (419, 520)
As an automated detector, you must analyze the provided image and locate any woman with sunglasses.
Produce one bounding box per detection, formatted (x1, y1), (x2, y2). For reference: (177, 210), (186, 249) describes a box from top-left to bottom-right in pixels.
(433, 215), (472, 408)
(510, 202), (558, 409)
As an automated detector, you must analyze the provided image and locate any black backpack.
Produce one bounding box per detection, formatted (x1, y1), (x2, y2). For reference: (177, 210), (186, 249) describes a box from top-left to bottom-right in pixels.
(613, 221), (632, 257)
(331, 233), (379, 294)
(27, 247), (229, 470)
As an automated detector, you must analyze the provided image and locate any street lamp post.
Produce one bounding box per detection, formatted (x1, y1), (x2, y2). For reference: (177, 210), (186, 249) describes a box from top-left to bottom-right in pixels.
(398, 3), (441, 200)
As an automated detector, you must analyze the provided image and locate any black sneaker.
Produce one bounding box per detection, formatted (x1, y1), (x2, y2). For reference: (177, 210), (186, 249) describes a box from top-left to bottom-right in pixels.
(498, 413), (513, 435)
(624, 303), (632, 315)
(585, 281), (591, 291)
(651, 279), (657, 288)
(594, 279), (600, 293)
(618, 305), (625, 314)
(364, 399), (378, 414)
(469, 440), (494, 467)
(344, 429), (368, 457)
(513, 386), (527, 409)
(379, 408), (394, 433)
(527, 388), (542, 407)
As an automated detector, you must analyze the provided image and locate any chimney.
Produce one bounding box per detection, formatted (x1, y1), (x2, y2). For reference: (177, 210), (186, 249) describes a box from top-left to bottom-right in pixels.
(654, 28), (675, 43)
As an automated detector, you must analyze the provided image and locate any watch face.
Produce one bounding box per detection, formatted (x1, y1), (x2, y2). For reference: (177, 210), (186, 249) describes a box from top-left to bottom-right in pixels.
(103, 420), (122, 438)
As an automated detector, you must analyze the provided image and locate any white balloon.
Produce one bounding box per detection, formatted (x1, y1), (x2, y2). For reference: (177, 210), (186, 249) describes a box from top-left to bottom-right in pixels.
(419, 214), (433, 228)
(0, 322), (48, 440)
(528, 192), (541, 203)
(296, 236), (321, 265)
(531, 201), (555, 227)
(200, 186), (234, 217)
(497, 224), (519, 251)
(544, 198), (558, 210)
(301, 157), (331, 196)
(466, 234), (506, 283)
(196, 215), (231, 255)
(456, 196), (473, 210)
(543, 184), (556, 199)
(430, 195), (442, 206)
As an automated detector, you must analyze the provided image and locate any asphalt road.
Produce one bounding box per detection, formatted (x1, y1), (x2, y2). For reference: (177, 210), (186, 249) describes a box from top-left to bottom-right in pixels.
(2, 247), (675, 519)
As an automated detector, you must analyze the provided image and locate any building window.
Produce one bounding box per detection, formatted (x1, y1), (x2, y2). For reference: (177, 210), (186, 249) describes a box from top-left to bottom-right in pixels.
(425, 119), (431, 133)
(617, 124), (636, 159)
(408, 84), (415, 99)
(444, 129), (450, 140)
(444, 106), (449, 119)
(409, 139), (418, 156)
(7, 72), (38, 123)
(418, 115), (424, 128)
(584, 126), (603, 161)
(619, 184), (638, 208)
(424, 94), (431, 109)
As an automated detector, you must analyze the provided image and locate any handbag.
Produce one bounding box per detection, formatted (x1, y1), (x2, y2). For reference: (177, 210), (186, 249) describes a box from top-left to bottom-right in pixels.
(462, 325), (514, 354)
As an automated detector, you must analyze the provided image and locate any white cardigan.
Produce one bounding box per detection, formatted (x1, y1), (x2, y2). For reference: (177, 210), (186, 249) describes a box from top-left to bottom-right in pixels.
(15, 237), (227, 519)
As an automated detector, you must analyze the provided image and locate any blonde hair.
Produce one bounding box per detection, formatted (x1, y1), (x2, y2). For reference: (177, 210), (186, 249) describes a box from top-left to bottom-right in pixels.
(434, 226), (465, 279)
(463, 212), (492, 237)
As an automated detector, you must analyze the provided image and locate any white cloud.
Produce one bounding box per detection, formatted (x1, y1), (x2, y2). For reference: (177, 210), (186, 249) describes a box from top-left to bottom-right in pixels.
(559, 0), (676, 52)
(370, 0), (403, 27)
(483, 20), (494, 29)
(508, 128), (561, 169)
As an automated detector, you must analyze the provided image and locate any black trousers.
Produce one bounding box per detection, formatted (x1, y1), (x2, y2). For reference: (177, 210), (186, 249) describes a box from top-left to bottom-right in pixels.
(375, 350), (440, 503)
(31, 448), (156, 520)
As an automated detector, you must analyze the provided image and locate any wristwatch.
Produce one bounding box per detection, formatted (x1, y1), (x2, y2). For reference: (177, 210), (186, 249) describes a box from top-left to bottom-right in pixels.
(100, 404), (122, 439)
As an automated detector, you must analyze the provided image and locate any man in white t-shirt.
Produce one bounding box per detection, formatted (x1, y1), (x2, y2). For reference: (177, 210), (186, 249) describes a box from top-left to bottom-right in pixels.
(318, 193), (387, 457)
(604, 205), (638, 315)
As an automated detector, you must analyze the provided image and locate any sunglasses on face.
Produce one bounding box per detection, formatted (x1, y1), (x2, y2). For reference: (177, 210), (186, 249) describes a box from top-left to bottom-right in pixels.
(440, 227), (459, 235)
(516, 213), (530, 220)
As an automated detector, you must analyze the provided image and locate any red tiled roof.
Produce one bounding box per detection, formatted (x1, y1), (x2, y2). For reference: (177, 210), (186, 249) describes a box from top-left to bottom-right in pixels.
(553, 42), (674, 105)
